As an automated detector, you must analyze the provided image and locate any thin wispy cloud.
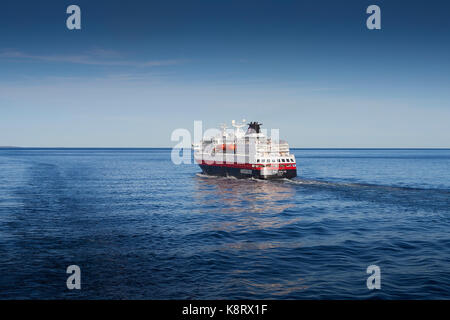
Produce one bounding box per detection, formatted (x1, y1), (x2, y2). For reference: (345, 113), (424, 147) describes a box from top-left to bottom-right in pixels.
(0, 49), (186, 67)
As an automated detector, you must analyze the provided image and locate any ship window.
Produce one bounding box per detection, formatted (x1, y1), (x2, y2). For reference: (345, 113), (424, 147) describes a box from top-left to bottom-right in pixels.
(257, 159), (260, 163)
(277, 159), (280, 162)
(261, 159), (265, 163)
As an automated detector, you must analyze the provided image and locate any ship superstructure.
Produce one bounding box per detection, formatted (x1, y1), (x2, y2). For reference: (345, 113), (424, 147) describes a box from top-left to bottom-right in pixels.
(193, 120), (297, 179)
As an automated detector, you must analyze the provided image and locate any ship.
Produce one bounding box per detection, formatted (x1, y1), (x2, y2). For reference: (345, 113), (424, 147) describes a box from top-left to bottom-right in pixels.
(193, 120), (297, 179)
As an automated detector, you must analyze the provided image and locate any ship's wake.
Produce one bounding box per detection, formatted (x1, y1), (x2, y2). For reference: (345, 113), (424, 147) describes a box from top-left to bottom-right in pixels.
(286, 177), (450, 194)
(196, 172), (450, 194)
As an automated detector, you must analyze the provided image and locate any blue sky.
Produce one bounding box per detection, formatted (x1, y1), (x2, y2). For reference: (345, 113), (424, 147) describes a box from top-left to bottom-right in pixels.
(1, 0), (449, 147)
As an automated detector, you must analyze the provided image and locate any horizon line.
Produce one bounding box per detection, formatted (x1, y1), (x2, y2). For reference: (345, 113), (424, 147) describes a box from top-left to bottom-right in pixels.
(1, 147), (450, 150)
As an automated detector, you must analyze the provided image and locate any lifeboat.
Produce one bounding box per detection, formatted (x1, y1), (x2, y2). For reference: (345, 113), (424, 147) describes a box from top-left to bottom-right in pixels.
(214, 144), (235, 152)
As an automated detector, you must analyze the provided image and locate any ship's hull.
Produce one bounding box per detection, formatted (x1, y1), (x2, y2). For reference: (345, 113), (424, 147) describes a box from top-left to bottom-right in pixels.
(199, 164), (297, 180)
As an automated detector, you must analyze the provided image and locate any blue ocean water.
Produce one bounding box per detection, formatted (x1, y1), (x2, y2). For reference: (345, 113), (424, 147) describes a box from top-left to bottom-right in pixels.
(0, 148), (449, 299)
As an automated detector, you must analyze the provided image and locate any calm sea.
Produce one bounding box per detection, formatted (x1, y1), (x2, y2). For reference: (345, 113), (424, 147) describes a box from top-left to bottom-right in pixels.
(0, 148), (449, 299)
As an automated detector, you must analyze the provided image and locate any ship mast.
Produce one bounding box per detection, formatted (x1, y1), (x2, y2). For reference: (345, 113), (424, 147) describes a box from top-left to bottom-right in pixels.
(231, 119), (246, 139)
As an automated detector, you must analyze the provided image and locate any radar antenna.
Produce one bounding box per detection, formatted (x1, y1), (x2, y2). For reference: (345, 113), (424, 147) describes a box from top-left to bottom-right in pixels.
(231, 119), (247, 139)
(231, 119), (247, 129)
(219, 123), (228, 137)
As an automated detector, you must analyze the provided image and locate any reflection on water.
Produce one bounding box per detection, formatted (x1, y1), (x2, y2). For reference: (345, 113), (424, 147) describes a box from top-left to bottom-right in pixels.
(191, 174), (307, 297)
(193, 174), (300, 234)
(193, 174), (302, 240)
(194, 174), (296, 214)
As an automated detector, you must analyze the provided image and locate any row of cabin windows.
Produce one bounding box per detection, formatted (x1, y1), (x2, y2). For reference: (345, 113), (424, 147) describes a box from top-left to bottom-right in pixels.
(256, 158), (294, 163)
(254, 164), (297, 168)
